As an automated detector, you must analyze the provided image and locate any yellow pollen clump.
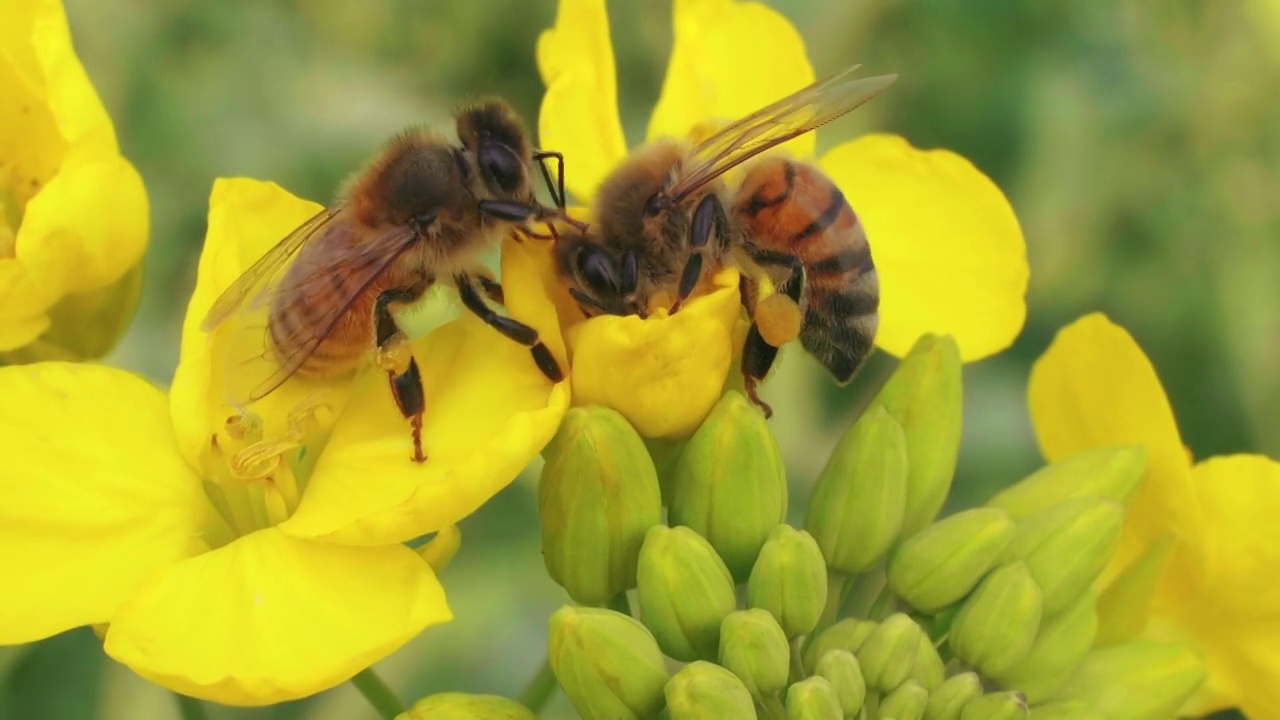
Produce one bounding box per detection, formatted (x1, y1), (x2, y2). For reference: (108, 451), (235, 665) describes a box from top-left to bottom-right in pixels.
(756, 293), (803, 347)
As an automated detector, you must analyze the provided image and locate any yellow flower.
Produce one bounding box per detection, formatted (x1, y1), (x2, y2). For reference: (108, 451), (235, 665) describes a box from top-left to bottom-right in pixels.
(0, 178), (568, 705)
(521, 0), (1028, 437)
(0, 0), (148, 362)
(1029, 312), (1280, 718)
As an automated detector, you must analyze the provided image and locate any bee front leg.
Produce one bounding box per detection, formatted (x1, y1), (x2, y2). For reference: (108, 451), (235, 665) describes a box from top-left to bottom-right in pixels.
(671, 194), (728, 314)
(532, 149), (567, 209)
(374, 286), (430, 463)
(455, 274), (565, 383)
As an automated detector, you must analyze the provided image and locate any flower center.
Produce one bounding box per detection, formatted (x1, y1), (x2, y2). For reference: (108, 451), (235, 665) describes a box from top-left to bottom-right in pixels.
(201, 397), (333, 542)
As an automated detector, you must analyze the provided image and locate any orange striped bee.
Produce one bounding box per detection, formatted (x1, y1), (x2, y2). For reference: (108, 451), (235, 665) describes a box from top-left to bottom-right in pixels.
(203, 100), (572, 462)
(554, 67), (895, 415)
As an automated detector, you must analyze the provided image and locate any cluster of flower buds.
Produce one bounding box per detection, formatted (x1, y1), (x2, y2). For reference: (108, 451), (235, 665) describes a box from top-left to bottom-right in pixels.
(537, 335), (1206, 720)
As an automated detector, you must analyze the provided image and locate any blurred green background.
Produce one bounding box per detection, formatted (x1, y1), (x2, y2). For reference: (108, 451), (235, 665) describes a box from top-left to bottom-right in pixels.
(4, 0), (1276, 717)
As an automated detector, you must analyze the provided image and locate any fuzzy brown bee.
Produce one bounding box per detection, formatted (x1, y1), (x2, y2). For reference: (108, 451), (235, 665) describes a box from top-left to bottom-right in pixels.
(554, 67), (894, 415)
(203, 99), (571, 462)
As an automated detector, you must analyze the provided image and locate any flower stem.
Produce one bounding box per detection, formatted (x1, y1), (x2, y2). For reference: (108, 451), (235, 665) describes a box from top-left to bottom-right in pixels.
(518, 657), (559, 715)
(174, 693), (209, 720)
(351, 667), (405, 719)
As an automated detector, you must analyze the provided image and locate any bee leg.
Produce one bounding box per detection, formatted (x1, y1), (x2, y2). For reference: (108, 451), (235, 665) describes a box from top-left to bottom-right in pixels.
(455, 274), (566, 383)
(739, 273), (777, 418)
(532, 149), (567, 209)
(671, 194), (728, 314)
(738, 250), (806, 418)
(476, 274), (505, 305)
(375, 287), (430, 463)
(750, 248), (806, 302)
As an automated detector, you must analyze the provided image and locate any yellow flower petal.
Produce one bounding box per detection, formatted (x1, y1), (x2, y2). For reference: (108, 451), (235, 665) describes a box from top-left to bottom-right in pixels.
(1151, 455), (1280, 718)
(0, 263), (51, 351)
(280, 313), (570, 545)
(1188, 455), (1280, 620)
(1028, 312), (1203, 578)
(567, 267), (742, 439)
(647, 0), (815, 155)
(0, 41), (67, 212)
(0, 0), (144, 356)
(820, 134), (1028, 360)
(2, 0), (118, 155)
(104, 528), (450, 706)
(0, 363), (210, 643)
(536, 0), (627, 202)
(15, 153), (148, 293)
(169, 178), (328, 469)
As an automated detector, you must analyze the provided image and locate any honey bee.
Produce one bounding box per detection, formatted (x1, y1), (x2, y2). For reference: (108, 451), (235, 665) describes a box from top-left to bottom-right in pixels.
(203, 99), (573, 462)
(554, 67), (896, 416)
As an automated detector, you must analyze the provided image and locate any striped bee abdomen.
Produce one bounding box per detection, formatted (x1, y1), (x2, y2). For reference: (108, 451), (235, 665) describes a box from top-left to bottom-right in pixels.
(735, 157), (880, 383)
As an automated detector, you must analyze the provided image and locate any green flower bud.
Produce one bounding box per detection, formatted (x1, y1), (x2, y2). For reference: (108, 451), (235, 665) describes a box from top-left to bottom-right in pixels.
(855, 613), (921, 692)
(807, 406), (908, 574)
(995, 590), (1098, 702)
(669, 391), (788, 580)
(747, 525), (827, 637)
(637, 525), (737, 661)
(879, 679), (929, 720)
(924, 672), (983, 720)
(548, 606), (668, 720)
(1027, 701), (1105, 720)
(987, 445), (1147, 521)
(665, 661), (755, 720)
(802, 618), (878, 674)
(960, 692), (1028, 720)
(786, 677), (843, 720)
(1053, 642), (1206, 720)
(888, 508), (1016, 612)
(539, 406), (662, 605)
(866, 333), (962, 537)
(1095, 537), (1174, 645)
(908, 631), (946, 690)
(718, 609), (790, 701)
(1006, 497), (1122, 615)
(397, 693), (535, 720)
(813, 650), (866, 716)
(949, 562), (1043, 677)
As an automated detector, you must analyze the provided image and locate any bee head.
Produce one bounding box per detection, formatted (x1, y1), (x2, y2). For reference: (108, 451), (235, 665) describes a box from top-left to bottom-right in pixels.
(456, 100), (534, 201)
(556, 230), (647, 317)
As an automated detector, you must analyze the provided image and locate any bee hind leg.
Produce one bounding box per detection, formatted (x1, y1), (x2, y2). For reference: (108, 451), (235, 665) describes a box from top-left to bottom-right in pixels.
(455, 274), (565, 383)
(375, 286), (430, 463)
(738, 273), (778, 419)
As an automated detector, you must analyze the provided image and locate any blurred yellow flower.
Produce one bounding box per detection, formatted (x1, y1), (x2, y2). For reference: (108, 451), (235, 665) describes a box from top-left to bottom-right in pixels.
(526, 0), (1028, 438)
(0, 178), (567, 705)
(1029, 312), (1280, 719)
(0, 0), (148, 362)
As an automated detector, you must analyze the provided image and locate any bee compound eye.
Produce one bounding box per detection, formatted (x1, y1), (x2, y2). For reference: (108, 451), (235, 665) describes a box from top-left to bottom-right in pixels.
(479, 142), (525, 195)
(577, 248), (620, 295)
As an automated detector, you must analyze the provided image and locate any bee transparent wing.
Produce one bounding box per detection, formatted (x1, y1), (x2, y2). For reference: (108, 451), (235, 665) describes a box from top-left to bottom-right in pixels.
(669, 67), (897, 202)
(234, 223), (424, 404)
(201, 206), (344, 332)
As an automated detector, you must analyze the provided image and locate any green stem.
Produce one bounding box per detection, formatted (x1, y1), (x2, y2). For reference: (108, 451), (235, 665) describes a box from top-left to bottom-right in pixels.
(174, 694), (210, 720)
(518, 656), (559, 715)
(606, 590), (633, 617)
(351, 667), (405, 719)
